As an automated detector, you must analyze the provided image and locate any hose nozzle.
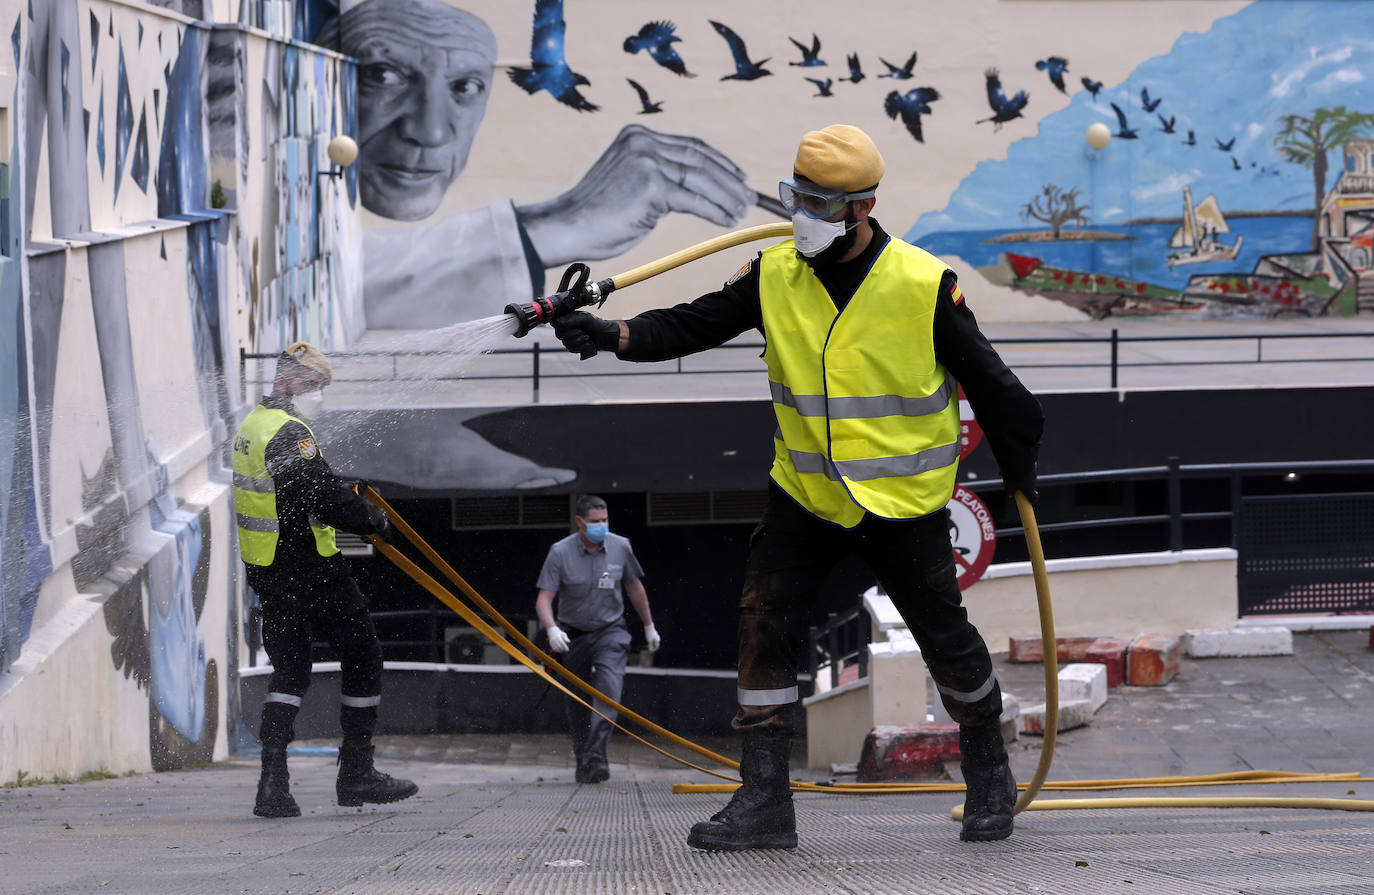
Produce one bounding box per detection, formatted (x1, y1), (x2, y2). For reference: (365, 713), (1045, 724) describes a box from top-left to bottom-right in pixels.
(504, 262), (615, 338)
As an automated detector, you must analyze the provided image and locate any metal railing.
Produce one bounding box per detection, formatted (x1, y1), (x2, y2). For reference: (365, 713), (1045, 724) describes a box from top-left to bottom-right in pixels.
(241, 328), (1374, 402)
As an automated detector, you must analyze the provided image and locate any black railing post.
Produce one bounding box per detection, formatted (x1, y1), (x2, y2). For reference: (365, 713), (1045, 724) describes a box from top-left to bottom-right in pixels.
(808, 623), (819, 687)
(532, 341), (541, 403)
(1168, 455), (1182, 551)
(1256, 335), (1263, 363)
(825, 612), (839, 689)
(1110, 328), (1119, 388)
(1230, 468), (1243, 549)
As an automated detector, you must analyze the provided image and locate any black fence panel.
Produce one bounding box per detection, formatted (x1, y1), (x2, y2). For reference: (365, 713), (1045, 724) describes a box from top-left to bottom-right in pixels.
(1238, 492), (1374, 615)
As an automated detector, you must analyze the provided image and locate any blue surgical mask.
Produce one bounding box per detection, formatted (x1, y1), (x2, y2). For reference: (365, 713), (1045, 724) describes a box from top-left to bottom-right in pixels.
(584, 522), (609, 544)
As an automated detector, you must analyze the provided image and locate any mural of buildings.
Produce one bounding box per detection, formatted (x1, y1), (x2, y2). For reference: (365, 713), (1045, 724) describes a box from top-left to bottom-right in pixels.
(2, 0), (1373, 784)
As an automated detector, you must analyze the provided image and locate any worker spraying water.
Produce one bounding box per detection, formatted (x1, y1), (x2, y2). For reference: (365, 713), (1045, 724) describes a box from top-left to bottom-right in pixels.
(508, 124), (1044, 850)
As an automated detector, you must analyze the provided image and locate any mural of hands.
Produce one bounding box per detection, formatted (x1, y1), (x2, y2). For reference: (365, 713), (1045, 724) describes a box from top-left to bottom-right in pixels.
(516, 124), (759, 267)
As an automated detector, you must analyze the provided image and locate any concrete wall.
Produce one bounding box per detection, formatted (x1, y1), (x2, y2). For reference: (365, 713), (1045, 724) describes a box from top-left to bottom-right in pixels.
(0, 0), (359, 783)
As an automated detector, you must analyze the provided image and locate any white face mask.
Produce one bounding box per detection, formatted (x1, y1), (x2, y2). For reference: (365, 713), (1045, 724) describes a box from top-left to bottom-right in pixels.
(792, 211), (847, 257)
(294, 389), (325, 420)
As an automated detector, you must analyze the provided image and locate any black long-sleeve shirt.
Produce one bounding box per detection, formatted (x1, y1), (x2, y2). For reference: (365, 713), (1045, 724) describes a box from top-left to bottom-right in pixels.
(244, 393), (387, 595)
(620, 219), (1044, 488)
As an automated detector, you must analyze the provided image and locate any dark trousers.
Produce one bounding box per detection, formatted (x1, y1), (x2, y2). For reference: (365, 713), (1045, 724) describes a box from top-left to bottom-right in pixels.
(560, 622), (632, 767)
(734, 484), (1002, 734)
(256, 569), (383, 746)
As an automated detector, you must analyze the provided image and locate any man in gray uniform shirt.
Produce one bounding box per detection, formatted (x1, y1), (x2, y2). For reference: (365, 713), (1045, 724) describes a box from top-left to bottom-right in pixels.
(536, 495), (660, 783)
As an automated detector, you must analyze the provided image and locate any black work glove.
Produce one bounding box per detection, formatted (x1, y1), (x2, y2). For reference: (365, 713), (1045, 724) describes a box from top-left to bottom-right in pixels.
(368, 505), (398, 543)
(1002, 462), (1039, 507)
(552, 311), (620, 359)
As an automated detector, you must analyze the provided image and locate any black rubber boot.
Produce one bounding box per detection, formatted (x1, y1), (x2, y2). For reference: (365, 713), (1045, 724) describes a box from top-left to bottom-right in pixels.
(687, 732), (797, 851)
(253, 748), (300, 818)
(959, 722), (1016, 842)
(336, 742), (419, 807)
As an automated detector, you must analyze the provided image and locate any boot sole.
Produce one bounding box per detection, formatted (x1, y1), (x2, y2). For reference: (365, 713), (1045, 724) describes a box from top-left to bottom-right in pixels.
(253, 805), (301, 818)
(960, 824), (1013, 842)
(687, 830), (798, 851)
(337, 783), (419, 807)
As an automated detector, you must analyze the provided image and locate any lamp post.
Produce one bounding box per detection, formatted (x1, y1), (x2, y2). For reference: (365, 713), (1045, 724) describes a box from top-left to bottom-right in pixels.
(315, 134), (359, 314)
(1085, 123), (1111, 282)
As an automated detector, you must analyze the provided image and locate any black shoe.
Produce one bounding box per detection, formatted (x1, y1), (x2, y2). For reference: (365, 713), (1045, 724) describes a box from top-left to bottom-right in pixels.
(687, 791), (796, 851)
(577, 760), (609, 784)
(253, 749), (300, 818)
(337, 744), (419, 807)
(960, 759), (1016, 842)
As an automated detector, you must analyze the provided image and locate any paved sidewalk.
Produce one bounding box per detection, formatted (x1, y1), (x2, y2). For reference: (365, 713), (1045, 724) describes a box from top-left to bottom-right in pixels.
(3, 630), (1373, 894)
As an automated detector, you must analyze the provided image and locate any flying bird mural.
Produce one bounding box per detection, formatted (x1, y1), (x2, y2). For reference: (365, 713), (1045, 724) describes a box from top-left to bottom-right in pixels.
(1035, 56), (1069, 93)
(622, 20), (695, 78)
(1140, 87), (1162, 112)
(878, 51), (917, 79)
(806, 77), (835, 97)
(626, 78), (663, 114)
(789, 33), (825, 67)
(1109, 102), (1139, 138)
(1215, 136), (1235, 151)
(509, 0), (598, 111)
(839, 52), (865, 84)
(710, 20), (772, 81)
(885, 86), (940, 143)
(1185, 129), (1197, 146)
(977, 68), (1028, 130)
(1158, 114), (1176, 134)
(1081, 76), (1103, 101)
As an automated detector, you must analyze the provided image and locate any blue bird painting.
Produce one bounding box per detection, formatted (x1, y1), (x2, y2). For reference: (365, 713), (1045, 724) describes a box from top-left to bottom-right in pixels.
(710, 20), (771, 81)
(878, 51), (917, 80)
(789, 33), (825, 67)
(840, 52), (864, 84)
(977, 68), (1028, 130)
(623, 20), (695, 78)
(1157, 114), (1176, 134)
(1140, 87), (1162, 112)
(1184, 130), (1197, 146)
(1215, 136), (1235, 151)
(1035, 56), (1069, 93)
(627, 78), (663, 114)
(885, 86), (940, 143)
(1080, 76), (1102, 101)
(805, 77), (834, 97)
(509, 0), (598, 112)
(1109, 102), (1139, 138)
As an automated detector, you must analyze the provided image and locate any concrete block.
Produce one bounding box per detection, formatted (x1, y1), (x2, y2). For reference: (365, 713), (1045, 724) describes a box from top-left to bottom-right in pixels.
(1185, 626), (1293, 658)
(1127, 633), (1181, 686)
(1008, 635), (1106, 663)
(999, 693), (1020, 745)
(856, 723), (961, 781)
(1020, 699), (1094, 735)
(1058, 663), (1108, 713)
(1083, 637), (1127, 688)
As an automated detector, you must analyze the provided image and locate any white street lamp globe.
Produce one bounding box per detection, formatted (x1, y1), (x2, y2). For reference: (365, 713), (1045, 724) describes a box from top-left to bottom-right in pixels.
(326, 135), (359, 168)
(1086, 122), (1112, 150)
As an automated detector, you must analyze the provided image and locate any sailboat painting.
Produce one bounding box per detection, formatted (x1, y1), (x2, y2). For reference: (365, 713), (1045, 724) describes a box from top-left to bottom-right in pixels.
(1166, 185), (1244, 267)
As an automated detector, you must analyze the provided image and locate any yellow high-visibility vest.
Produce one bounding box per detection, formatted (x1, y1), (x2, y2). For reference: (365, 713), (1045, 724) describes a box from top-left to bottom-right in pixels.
(232, 405), (338, 565)
(759, 238), (960, 528)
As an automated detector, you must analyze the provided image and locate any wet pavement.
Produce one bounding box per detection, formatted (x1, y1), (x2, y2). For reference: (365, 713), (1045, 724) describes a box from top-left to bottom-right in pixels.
(3, 629), (1373, 894)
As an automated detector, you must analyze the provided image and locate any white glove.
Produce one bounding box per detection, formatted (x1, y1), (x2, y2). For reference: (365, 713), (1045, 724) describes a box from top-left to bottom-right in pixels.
(546, 625), (571, 653)
(643, 624), (661, 652)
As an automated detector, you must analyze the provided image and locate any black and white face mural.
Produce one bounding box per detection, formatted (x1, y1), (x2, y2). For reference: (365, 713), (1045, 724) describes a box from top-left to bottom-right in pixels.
(314, 0), (764, 330)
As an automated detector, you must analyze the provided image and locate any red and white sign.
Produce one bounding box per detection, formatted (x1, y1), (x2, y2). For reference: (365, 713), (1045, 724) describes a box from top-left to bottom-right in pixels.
(948, 485), (996, 589)
(958, 385), (982, 460)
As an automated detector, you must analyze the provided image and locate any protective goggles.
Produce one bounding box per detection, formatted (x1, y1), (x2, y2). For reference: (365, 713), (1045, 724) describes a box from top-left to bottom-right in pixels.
(778, 177), (875, 220)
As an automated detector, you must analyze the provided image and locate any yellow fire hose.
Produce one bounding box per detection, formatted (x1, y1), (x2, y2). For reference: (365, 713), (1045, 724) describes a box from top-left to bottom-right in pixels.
(360, 222), (1374, 815)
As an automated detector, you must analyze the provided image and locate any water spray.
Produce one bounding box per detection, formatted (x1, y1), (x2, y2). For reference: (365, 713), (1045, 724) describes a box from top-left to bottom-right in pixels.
(503, 222), (795, 353)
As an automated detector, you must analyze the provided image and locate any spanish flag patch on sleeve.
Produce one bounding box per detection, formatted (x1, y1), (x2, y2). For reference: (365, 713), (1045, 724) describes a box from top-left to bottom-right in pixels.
(950, 283), (964, 304)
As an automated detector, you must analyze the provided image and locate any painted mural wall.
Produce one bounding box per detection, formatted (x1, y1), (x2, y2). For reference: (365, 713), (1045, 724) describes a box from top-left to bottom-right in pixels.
(0, 0), (359, 782)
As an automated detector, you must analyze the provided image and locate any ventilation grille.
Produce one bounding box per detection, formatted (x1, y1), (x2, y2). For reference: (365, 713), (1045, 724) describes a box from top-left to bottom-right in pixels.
(335, 532), (374, 557)
(451, 495), (571, 531)
(648, 490), (769, 525)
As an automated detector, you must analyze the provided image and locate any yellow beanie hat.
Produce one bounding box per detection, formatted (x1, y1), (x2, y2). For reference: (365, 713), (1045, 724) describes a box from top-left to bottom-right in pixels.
(280, 341), (333, 384)
(793, 124), (885, 193)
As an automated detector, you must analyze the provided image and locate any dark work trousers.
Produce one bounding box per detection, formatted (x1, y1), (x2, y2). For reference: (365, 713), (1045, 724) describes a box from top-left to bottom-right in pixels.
(256, 569), (384, 747)
(734, 483), (1002, 734)
(560, 622), (632, 768)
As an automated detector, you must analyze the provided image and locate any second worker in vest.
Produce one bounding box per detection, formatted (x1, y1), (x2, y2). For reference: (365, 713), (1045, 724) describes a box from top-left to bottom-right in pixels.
(233, 342), (418, 818)
(550, 125), (1044, 849)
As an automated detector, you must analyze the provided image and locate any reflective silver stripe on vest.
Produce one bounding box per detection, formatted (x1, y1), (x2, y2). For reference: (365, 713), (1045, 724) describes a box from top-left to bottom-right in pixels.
(236, 514), (279, 533)
(340, 694), (382, 708)
(934, 673), (998, 704)
(233, 472), (276, 494)
(788, 440), (960, 483)
(265, 691), (303, 707)
(738, 686), (800, 706)
(770, 375), (953, 420)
